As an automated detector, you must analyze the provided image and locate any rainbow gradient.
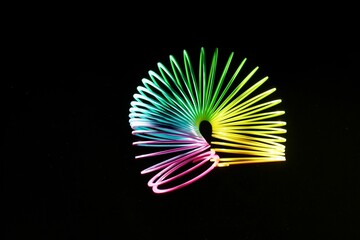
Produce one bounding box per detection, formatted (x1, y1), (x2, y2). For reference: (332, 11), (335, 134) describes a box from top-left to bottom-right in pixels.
(129, 47), (286, 193)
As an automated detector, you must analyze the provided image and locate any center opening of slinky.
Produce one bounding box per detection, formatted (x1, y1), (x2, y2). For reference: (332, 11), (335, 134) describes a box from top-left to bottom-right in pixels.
(199, 120), (213, 144)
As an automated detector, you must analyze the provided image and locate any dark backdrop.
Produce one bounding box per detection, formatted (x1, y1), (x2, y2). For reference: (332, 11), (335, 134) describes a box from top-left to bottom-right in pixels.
(3, 6), (359, 240)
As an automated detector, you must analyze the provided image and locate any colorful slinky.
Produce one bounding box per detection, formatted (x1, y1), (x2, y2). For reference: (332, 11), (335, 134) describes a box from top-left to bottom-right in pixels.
(129, 47), (286, 194)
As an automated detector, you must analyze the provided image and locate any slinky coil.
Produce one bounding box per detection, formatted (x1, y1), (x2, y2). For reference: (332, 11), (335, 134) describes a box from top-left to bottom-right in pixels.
(129, 47), (286, 193)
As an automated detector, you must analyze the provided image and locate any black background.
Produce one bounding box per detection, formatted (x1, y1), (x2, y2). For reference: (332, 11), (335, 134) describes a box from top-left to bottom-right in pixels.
(3, 5), (359, 240)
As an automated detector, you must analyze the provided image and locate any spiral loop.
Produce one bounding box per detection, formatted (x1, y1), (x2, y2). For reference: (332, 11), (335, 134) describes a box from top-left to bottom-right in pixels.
(129, 47), (286, 193)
